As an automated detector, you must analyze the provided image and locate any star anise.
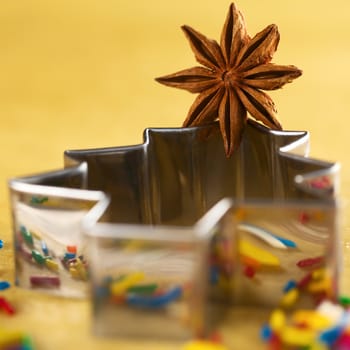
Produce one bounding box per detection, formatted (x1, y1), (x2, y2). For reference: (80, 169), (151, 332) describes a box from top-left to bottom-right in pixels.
(155, 3), (302, 156)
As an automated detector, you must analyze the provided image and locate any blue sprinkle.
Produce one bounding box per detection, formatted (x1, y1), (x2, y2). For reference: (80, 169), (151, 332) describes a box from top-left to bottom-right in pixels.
(210, 265), (219, 285)
(41, 240), (49, 256)
(0, 281), (11, 290)
(64, 252), (76, 260)
(319, 325), (343, 346)
(127, 285), (182, 308)
(271, 234), (297, 248)
(0, 239), (3, 249)
(260, 324), (273, 341)
(283, 279), (297, 293)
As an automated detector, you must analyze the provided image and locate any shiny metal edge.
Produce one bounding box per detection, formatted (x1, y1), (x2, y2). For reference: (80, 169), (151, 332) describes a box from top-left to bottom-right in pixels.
(8, 120), (339, 229)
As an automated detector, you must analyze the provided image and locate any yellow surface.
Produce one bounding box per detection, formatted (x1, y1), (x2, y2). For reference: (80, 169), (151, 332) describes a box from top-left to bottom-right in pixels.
(0, 1), (350, 349)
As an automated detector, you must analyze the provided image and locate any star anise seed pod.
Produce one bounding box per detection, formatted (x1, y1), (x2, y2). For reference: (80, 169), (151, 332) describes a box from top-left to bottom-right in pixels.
(156, 3), (302, 157)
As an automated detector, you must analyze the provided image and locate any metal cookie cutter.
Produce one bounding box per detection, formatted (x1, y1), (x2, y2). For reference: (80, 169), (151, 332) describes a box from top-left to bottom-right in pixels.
(8, 120), (340, 339)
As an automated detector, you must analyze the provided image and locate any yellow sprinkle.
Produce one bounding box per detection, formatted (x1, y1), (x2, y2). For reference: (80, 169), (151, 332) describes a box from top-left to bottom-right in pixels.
(307, 341), (329, 350)
(69, 267), (80, 278)
(307, 278), (332, 294)
(45, 259), (59, 271)
(239, 239), (280, 267)
(75, 260), (88, 280)
(291, 310), (332, 330)
(182, 340), (228, 350)
(281, 326), (316, 346)
(110, 272), (144, 296)
(269, 309), (286, 332)
(0, 329), (24, 347)
(280, 288), (299, 308)
(73, 257), (82, 267)
(30, 230), (42, 239)
(312, 268), (325, 280)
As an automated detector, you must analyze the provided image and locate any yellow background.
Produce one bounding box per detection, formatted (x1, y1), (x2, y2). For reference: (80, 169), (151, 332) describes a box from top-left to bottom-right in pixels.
(0, 1), (350, 349)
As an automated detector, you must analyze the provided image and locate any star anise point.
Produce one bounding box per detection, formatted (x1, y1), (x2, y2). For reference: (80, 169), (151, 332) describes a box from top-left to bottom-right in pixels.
(156, 3), (302, 157)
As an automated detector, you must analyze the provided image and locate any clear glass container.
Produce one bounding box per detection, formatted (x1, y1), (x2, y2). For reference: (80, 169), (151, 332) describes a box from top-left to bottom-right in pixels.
(86, 199), (338, 339)
(8, 121), (340, 338)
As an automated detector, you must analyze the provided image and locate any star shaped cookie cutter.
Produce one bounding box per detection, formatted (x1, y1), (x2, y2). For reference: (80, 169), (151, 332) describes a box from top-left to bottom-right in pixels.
(8, 120), (340, 339)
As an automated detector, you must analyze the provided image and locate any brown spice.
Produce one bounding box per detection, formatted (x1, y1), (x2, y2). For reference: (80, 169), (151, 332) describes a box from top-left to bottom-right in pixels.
(156, 3), (302, 157)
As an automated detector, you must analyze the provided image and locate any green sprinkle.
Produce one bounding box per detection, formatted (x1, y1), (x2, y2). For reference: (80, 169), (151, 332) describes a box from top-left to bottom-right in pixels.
(127, 283), (158, 294)
(30, 196), (48, 204)
(20, 226), (33, 246)
(21, 335), (35, 350)
(338, 294), (350, 307)
(31, 250), (45, 265)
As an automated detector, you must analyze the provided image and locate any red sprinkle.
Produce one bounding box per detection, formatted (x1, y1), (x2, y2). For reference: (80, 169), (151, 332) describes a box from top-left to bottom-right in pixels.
(299, 212), (311, 224)
(297, 272), (313, 289)
(335, 332), (350, 349)
(30, 276), (61, 288)
(0, 297), (16, 315)
(243, 265), (256, 278)
(296, 256), (324, 268)
(268, 333), (282, 350)
(310, 176), (331, 189)
(66, 245), (77, 254)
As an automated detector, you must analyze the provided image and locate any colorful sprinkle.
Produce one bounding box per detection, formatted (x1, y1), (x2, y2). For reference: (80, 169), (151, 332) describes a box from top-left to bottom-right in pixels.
(30, 230), (42, 240)
(126, 285), (182, 308)
(110, 272), (144, 296)
(30, 276), (61, 288)
(41, 240), (49, 256)
(0, 329), (35, 349)
(297, 256), (325, 269)
(339, 295), (350, 307)
(299, 212), (311, 224)
(127, 283), (158, 294)
(45, 258), (59, 272)
(30, 196), (48, 204)
(0, 281), (11, 291)
(316, 300), (344, 323)
(243, 265), (256, 278)
(0, 239), (3, 249)
(291, 310), (332, 330)
(260, 324), (273, 341)
(310, 176), (331, 190)
(280, 326), (316, 346)
(307, 277), (332, 295)
(64, 252), (76, 260)
(20, 226), (33, 247)
(282, 280), (297, 293)
(297, 271), (313, 290)
(261, 299), (350, 350)
(280, 288), (299, 308)
(66, 245), (77, 254)
(239, 239), (280, 267)
(238, 223), (295, 249)
(270, 235), (297, 248)
(269, 309), (286, 332)
(31, 250), (46, 265)
(68, 257), (88, 280)
(0, 297), (16, 315)
(319, 323), (344, 346)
